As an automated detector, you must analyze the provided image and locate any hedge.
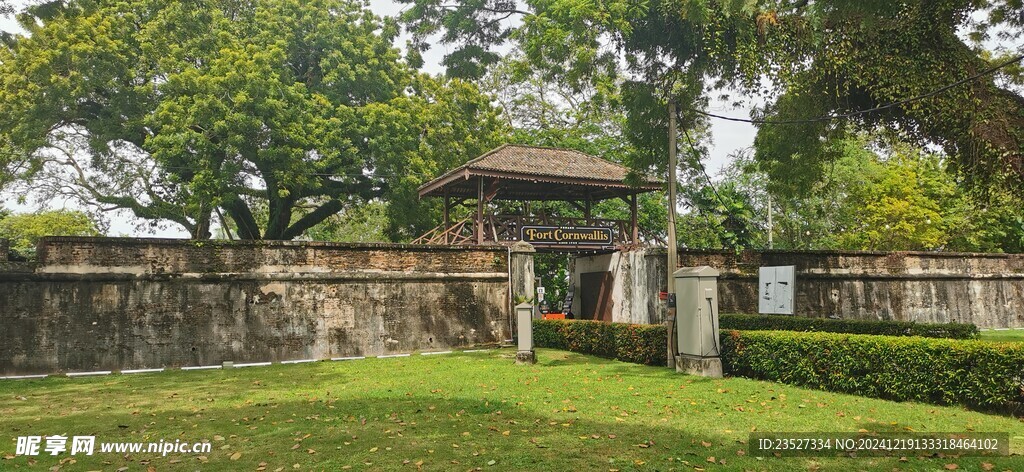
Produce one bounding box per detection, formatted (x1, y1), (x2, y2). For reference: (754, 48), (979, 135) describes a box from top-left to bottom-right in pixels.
(534, 320), (1023, 414)
(721, 330), (1024, 414)
(534, 319), (666, 366)
(720, 313), (978, 339)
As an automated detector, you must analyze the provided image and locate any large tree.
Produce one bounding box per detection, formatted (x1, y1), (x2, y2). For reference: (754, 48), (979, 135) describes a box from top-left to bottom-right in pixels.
(400, 0), (1024, 200)
(0, 0), (503, 239)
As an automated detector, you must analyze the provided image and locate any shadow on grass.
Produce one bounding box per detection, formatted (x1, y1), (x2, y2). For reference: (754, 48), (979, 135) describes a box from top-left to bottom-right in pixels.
(0, 393), (743, 470)
(2, 352), (1019, 471)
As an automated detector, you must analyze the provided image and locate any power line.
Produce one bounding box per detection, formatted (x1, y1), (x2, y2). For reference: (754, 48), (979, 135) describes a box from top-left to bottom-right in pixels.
(692, 53), (1024, 125)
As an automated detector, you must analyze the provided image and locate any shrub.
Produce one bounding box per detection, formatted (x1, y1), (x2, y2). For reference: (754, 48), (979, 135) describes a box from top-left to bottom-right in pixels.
(721, 330), (1024, 414)
(535, 320), (1022, 414)
(720, 313), (978, 339)
(534, 320), (666, 366)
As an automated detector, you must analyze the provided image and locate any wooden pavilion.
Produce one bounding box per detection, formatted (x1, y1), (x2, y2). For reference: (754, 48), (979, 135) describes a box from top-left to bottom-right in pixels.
(413, 144), (663, 251)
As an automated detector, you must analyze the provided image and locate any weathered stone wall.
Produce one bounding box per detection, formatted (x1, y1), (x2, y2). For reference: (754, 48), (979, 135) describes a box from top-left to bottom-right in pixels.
(0, 237), (511, 376)
(675, 249), (1024, 328)
(570, 250), (666, 325)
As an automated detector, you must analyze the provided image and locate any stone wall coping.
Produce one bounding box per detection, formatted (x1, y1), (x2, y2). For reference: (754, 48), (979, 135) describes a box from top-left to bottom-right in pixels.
(36, 236), (509, 253)
(640, 246), (1024, 260)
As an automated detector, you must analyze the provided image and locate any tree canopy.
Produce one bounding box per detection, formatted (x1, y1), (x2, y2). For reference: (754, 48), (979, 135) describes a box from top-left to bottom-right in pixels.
(0, 0), (504, 240)
(0, 209), (103, 257)
(400, 0), (1024, 200)
(707, 134), (1024, 252)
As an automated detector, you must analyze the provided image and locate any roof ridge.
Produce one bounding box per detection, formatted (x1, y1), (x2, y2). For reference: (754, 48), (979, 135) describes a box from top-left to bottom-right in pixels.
(466, 144), (624, 169)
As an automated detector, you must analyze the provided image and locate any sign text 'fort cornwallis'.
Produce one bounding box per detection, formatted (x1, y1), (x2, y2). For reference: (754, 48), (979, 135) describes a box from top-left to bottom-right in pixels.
(520, 226), (614, 247)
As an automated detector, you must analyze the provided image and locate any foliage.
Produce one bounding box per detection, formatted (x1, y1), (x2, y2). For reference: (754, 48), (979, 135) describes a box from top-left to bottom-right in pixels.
(479, 55), (668, 245)
(534, 319), (667, 366)
(720, 134), (1024, 252)
(0, 209), (102, 256)
(677, 179), (765, 250)
(399, 0), (1024, 201)
(302, 200), (389, 243)
(720, 314), (979, 340)
(721, 330), (1024, 414)
(0, 0), (504, 240)
(533, 253), (569, 308)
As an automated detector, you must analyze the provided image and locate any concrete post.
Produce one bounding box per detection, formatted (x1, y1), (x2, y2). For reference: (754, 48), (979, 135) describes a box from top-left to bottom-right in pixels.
(515, 302), (535, 364)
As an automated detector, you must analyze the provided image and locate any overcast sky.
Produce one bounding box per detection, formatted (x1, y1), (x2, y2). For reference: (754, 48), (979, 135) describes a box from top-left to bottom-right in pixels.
(0, 1), (755, 237)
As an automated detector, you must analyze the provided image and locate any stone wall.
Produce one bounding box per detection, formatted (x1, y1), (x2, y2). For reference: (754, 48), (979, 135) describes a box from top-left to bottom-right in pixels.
(604, 249), (1023, 328)
(0, 237), (512, 376)
(570, 250), (666, 325)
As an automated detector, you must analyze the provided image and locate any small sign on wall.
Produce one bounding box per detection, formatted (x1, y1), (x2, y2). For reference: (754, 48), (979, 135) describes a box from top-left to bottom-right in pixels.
(759, 266), (795, 315)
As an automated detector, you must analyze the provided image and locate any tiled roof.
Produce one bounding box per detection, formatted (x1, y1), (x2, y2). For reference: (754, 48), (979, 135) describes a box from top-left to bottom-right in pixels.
(460, 144), (650, 183)
(418, 144), (662, 199)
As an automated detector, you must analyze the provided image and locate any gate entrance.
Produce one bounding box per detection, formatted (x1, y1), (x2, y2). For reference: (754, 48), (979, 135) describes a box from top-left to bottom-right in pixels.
(414, 144), (664, 322)
(413, 144), (662, 250)
(579, 271), (614, 321)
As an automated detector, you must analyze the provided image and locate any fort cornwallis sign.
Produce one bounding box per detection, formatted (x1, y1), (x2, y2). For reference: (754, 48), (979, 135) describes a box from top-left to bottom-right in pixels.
(520, 225), (614, 247)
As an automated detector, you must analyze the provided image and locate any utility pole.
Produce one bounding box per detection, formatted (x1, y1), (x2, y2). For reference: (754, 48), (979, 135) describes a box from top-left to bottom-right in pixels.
(666, 101), (678, 368)
(767, 193), (773, 249)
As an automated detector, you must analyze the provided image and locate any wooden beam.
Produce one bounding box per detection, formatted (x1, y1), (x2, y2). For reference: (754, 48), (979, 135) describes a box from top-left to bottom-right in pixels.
(476, 178), (484, 245)
(566, 200), (586, 214)
(483, 178), (501, 202)
(443, 189), (450, 245)
(630, 193), (638, 243)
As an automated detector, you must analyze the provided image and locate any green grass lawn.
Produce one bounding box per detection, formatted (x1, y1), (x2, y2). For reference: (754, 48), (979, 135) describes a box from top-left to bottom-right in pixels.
(979, 329), (1024, 343)
(1, 349), (1021, 471)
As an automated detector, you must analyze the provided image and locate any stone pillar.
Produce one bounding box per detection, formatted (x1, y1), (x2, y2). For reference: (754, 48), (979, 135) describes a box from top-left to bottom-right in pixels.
(515, 303), (536, 365)
(0, 238), (8, 261)
(509, 241), (536, 310)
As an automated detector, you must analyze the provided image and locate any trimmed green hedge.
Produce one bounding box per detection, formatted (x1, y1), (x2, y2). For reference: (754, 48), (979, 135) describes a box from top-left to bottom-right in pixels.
(534, 319), (666, 366)
(720, 313), (978, 339)
(721, 330), (1024, 414)
(534, 319), (1023, 413)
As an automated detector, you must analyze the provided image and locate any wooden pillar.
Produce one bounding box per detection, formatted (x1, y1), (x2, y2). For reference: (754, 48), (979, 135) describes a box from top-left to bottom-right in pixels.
(584, 199), (592, 224)
(443, 189), (450, 245)
(476, 178), (484, 245)
(630, 193), (638, 243)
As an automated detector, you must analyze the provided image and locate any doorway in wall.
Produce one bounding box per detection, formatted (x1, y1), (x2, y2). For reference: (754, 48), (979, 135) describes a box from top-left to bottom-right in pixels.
(579, 271), (613, 322)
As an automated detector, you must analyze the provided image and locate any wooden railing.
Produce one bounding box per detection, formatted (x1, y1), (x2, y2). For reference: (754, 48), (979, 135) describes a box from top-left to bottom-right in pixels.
(413, 214), (664, 247)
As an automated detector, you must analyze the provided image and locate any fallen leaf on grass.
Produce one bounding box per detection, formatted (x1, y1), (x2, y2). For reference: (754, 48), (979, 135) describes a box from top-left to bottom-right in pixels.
(230, 452), (242, 461)
(944, 465), (959, 470)
(981, 463), (994, 471)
